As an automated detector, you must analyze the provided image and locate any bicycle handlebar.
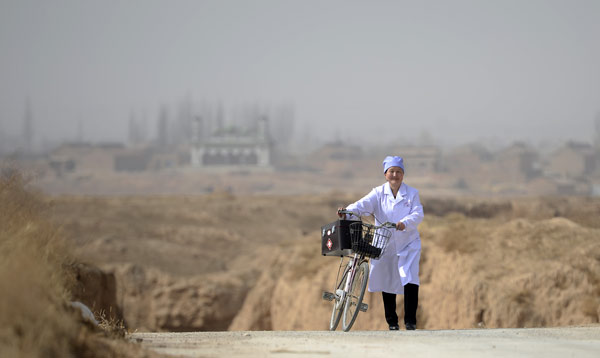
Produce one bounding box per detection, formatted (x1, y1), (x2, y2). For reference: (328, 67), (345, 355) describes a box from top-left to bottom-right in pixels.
(338, 209), (398, 230)
(337, 209), (357, 217)
(381, 222), (397, 229)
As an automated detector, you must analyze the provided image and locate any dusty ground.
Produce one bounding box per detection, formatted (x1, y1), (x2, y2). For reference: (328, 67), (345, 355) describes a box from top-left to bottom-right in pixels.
(130, 326), (600, 358)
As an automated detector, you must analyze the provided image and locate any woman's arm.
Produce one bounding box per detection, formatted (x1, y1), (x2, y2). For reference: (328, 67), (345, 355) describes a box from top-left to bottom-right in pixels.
(344, 188), (379, 220)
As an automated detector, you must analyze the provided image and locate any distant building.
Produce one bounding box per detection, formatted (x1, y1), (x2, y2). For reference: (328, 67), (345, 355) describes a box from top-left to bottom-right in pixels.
(48, 142), (134, 176)
(114, 149), (151, 172)
(190, 116), (272, 168)
(548, 141), (597, 179)
(443, 143), (492, 174)
(310, 142), (362, 161)
(392, 145), (442, 174)
(495, 142), (541, 182)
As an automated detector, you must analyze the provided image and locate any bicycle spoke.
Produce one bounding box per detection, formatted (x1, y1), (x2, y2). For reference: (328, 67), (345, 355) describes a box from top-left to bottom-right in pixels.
(329, 265), (350, 331)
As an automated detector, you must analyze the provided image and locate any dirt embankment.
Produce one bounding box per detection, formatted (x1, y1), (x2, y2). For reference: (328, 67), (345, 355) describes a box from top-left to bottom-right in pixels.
(50, 194), (600, 332)
(0, 174), (158, 358)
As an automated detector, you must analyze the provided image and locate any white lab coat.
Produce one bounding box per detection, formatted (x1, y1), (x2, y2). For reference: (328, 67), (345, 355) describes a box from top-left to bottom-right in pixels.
(345, 182), (424, 294)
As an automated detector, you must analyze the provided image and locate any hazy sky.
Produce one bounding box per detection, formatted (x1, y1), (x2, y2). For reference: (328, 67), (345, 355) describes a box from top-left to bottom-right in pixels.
(1, 0), (599, 148)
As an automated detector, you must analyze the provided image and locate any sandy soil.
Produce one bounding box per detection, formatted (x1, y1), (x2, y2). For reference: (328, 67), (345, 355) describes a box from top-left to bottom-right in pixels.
(130, 326), (600, 358)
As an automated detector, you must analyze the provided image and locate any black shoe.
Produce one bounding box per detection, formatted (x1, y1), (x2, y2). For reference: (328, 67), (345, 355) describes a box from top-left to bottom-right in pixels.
(405, 323), (416, 330)
(389, 325), (400, 330)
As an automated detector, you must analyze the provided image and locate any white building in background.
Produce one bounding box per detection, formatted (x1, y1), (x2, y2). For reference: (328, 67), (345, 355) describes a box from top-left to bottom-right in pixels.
(190, 116), (272, 169)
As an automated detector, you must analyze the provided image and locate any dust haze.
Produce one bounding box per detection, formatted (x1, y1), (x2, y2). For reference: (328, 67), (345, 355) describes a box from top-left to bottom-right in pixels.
(1, 0), (600, 150)
(2, 1), (600, 197)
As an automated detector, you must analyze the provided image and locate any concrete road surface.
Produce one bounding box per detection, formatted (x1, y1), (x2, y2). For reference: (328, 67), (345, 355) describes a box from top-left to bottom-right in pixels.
(130, 326), (600, 358)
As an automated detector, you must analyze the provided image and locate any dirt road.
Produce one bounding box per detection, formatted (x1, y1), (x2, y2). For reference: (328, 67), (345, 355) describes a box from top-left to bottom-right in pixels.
(130, 326), (600, 358)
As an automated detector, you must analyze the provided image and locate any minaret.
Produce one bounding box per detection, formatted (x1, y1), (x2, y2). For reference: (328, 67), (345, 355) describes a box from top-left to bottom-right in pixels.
(23, 98), (34, 153)
(256, 116), (270, 166)
(191, 115), (202, 145)
(190, 115), (204, 167)
(257, 115), (269, 142)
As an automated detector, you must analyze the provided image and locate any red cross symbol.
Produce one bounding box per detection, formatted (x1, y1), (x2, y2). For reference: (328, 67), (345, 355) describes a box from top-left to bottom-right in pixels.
(326, 239), (333, 250)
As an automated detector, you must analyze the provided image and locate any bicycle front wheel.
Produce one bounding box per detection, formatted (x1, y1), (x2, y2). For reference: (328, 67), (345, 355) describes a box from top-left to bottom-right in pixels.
(341, 261), (369, 332)
(329, 265), (350, 331)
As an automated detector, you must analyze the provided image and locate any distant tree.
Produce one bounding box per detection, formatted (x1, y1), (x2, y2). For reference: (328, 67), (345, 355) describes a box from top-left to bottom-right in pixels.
(270, 103), (295, 148)
(171, 95), (193, 144)
(215, 101), (225, 134)
(140, 111), (148, 143)
(128, 111), (143, 145)
(418, 129), (434, 146)
(77, 118), (84, 142)
(0, 122), (4, 154)
(455, 178), (469, 190)
(594, 112), (600, 150)
(157, 105), (169, 148)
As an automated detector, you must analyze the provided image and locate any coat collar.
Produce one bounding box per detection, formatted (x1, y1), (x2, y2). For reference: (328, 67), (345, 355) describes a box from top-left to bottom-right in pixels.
(384, 182), (406, 201)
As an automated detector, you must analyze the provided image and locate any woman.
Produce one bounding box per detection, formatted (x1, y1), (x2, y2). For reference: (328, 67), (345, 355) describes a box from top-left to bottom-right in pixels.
(338, 156), (424, 330)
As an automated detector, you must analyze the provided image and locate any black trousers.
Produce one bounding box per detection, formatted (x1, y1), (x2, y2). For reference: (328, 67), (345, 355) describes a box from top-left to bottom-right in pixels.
(382, 284), (419, 326)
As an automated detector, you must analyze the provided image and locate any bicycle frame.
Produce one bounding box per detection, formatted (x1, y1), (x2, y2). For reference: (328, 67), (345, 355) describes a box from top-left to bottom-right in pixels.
(323, 211), (394, 331)
(343, 253), (360, 294)
(333, 253), (361, 309)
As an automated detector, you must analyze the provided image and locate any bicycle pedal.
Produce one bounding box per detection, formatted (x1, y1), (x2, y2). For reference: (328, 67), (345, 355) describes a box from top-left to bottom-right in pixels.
(322, 291), (335, 301)
(359, 303), (368, 312)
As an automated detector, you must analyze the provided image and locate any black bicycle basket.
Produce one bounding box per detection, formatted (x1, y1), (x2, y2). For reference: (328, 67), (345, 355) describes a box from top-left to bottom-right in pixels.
(348, 222), (392, 258)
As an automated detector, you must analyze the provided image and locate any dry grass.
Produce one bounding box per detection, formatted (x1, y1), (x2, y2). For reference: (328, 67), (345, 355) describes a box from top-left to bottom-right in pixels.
(0, 172), (77, 357)
(0, 171), (157, 357)
(97, 308), (128, 339)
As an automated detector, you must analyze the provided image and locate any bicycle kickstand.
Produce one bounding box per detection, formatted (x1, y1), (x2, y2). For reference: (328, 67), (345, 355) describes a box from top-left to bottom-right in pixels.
(322, 291), (336, 301)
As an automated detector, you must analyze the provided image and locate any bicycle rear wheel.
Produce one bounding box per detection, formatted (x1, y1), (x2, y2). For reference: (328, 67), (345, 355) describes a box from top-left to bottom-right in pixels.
(341, 261), (369, 332)
(329, 265), (350, 331)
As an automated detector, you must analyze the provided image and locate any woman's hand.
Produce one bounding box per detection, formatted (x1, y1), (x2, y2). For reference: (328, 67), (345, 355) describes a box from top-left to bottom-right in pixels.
(337, 207), (346, 219)
(396, 221), (406, 231)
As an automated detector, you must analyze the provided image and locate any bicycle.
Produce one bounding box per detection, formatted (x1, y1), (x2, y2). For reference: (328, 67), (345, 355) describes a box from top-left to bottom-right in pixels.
(322, 209), (395, 332)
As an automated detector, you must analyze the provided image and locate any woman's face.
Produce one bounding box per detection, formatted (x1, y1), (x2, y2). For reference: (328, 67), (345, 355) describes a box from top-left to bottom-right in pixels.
(385, 166), (404, 188)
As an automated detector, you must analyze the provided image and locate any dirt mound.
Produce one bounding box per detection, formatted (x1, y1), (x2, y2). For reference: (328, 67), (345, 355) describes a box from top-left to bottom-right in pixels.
(231, 211), (600, 330)
(0, 173), (159, 357)
(102, 263), (253, 332)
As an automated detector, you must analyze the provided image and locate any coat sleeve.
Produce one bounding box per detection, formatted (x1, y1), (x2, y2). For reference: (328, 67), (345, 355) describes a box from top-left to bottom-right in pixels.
(345, 188), (379, 219)
(400, 190), (424, 231)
